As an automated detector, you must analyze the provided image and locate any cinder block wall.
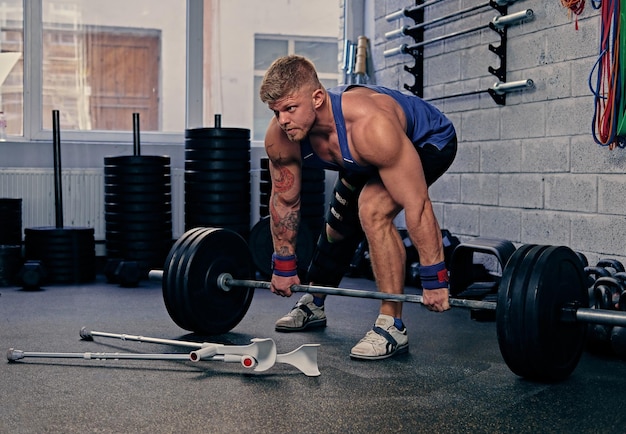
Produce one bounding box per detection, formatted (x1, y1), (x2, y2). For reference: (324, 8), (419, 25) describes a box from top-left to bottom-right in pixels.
(371, 0), (625, 265)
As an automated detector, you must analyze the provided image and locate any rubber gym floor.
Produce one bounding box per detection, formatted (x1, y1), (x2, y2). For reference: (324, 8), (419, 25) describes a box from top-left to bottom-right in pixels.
(2, 274), (626, 434)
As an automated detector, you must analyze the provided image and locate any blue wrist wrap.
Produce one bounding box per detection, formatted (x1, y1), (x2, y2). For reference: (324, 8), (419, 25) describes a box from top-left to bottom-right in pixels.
(419, 261), (449, 290)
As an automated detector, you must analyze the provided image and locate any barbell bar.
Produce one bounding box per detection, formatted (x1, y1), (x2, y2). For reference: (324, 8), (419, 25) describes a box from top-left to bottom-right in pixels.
(217, 274), (626, 328)
(150, 269), (496, 311)
(148, 227), (625, 382)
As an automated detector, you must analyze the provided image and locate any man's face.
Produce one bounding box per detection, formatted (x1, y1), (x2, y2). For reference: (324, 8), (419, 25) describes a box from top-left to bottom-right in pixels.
(268, 89), (317, 142)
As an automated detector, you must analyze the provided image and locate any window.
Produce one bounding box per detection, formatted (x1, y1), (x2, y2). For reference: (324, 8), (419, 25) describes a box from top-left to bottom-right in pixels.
(252, 36), (339, 141)
(0, 0), (186, 141)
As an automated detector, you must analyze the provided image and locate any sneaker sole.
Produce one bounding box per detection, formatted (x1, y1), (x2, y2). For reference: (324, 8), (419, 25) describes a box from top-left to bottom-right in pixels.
(349, 343), (409, 360)
(275, 318), (327, 332)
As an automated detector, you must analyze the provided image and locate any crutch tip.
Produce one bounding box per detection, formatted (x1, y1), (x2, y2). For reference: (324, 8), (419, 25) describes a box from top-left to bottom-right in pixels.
(7, 348), (23, 362)
(79, 327), (93, 341)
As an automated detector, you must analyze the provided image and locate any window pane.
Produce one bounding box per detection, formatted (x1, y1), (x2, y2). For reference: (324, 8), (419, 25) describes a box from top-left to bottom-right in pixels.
(0, 1), (24, 137)
(254, 39), (288, 70)
(253, 75), (270, 141)
(295, 41), (338, 74)
(42, 0), (186, 132)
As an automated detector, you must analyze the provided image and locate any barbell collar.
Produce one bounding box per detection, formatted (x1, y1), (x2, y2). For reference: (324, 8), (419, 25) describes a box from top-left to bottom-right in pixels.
(219, 273), (497, 311)
(149, 269), (163, 281)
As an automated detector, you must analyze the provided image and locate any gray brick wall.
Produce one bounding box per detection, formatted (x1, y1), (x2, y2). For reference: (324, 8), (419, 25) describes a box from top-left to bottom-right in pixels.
(372, 0), (626, 265)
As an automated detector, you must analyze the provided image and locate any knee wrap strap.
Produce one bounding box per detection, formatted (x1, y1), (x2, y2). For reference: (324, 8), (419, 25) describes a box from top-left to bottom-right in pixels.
(326, 172), (368, 237)
(307, 172), (369, 286)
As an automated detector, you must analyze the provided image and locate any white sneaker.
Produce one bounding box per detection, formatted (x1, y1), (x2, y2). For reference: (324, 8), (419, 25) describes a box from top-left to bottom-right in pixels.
(275, 294), (327, 332)
(350, 314), (409, 360)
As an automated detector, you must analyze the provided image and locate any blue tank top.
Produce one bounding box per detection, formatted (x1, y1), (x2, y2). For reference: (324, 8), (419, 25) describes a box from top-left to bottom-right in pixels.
(301, 85), (456, 173)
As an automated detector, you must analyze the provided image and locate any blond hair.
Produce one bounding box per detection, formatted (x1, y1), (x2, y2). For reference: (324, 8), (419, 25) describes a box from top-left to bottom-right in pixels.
(259, 55), (323, 104)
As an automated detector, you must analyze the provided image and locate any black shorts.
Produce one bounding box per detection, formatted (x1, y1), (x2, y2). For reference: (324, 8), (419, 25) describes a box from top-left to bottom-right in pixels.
(417, 136), (457, 186)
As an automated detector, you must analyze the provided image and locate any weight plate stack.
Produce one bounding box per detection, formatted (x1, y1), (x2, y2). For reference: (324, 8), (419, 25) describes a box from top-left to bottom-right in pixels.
(0, 245), (22, 286)
(259, 158), (326, 237)
(24, 227), (95, 284)
(104, 155), (173, 275)
(184, 126), (251, 239)
(0, 198), (22, 245)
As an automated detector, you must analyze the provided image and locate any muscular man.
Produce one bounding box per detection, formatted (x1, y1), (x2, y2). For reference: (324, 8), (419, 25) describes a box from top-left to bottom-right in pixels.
(260, 55), (457, 360)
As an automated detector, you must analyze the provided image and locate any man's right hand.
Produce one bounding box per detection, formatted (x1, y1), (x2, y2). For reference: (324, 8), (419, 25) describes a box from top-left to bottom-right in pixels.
(270, 273), (301, 297)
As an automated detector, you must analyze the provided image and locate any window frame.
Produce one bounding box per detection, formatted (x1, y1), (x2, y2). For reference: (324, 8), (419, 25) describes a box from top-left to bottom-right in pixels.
(18, 0), (200, 145)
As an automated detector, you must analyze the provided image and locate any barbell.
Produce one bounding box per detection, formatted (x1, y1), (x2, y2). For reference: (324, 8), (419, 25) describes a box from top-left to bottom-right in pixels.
(149, 226), (626, 382)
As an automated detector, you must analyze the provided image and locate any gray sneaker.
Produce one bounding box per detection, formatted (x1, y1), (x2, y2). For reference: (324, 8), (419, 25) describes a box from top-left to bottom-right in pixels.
(275, 294), (327, 332)
(350, 314), (409, 360)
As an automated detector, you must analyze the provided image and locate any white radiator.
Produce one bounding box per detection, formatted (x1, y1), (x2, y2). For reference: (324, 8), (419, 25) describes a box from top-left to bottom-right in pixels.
(0, 168), (186, 241)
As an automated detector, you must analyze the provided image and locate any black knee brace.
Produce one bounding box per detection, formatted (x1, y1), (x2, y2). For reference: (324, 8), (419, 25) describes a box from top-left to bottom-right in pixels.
(306, 172), (369, 286)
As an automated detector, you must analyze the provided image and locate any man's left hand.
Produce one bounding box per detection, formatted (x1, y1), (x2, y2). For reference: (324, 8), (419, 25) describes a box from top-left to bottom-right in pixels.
(422, 288), (450, 312)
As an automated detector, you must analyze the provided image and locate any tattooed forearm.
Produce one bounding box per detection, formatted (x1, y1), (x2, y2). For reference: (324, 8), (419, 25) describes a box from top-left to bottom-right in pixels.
(272, 165), (295, 193)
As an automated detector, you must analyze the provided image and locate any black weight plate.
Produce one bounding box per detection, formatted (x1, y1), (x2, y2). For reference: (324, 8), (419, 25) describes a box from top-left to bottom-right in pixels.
(162, 228), (206, 331)
(105, 192), (172, 204)
(106, 221), (172, 232)
(184, 191), (249, 204)
(497, 244), (588, 382)
(105, 202), (171, 214)
(185, 214), (250, 226)
(185, 160), (249, 172)
(185, 127), (249, 140)
(105, 239), (171, 252)
(106, 230), (171, 242)
(184, 170), (249, 183)
(185, 148), (250, 161)
(248, 217), (314, 278)
(183, 180), (250, 194)
(105, 211), (172, 223)
(104, 174), (171, 184)
(496, 244), (539, 379)
(104, 155), (170, 166)
(523, 246), (588, 381)
(180, 227), (254, 335)
(104, 165), (170, 176)
(185, 191), (250, 203)
(184, 201), (250, 215)
(105, 184), (171, 195)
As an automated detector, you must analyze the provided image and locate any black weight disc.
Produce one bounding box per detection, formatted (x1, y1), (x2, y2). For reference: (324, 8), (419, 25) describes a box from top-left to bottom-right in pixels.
(183, 181), (250, 194)
(497, 244), (588, 382)
(105, 211), (172, 223)
(105, 202), (171, 214)
(106, 221), (172, 232)
(184, 191), (249, 204)
(162, 228), (206, 331)
(104, 165), (170, 176)
(104, 174), (171, 184)
(184, 201), (250, 215)
(185, 160), (249, 172)
(105, 184), (171, 195)
(184, 170), (249, 183)
(105, 192), (172, 204)
(184, 213), (250, 226)
(496, 244), (540, 379)
(248, 217), (315, 278)
(185, 127), (249, 141)
(104, 155), (170, 163)
(185, 148), (250, 161)
(179, 228), (254, 334)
